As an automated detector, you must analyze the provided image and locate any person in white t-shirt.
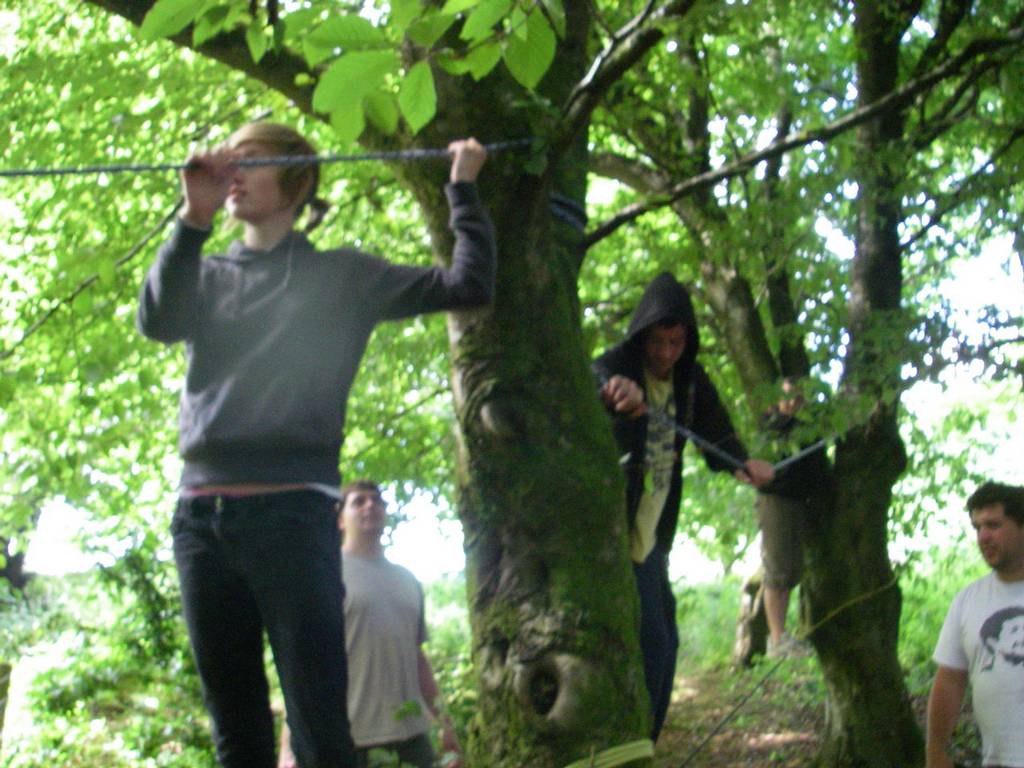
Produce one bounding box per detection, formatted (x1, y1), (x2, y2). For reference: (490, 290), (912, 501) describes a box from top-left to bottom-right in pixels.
(927, 481), (1024, 768)
(280, 480), (461, 768)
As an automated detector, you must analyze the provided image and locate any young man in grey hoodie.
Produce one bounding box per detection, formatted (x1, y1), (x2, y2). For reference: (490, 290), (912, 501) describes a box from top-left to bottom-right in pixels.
(593, 272), (773, 740)
(137, 122), (494, 768)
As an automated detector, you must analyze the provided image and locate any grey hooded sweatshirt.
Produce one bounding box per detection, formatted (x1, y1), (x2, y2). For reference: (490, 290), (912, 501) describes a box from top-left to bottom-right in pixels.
(137, 182), (495, 489)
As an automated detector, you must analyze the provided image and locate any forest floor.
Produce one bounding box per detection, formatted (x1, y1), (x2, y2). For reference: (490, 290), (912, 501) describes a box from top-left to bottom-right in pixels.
(654, 657), (823, 768)
(650, 653), (965, 768)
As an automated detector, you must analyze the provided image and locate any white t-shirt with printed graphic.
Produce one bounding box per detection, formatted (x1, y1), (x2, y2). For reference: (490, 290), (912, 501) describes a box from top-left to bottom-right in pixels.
(933, 571), (1024, 767)
(630, 371), (676, 563)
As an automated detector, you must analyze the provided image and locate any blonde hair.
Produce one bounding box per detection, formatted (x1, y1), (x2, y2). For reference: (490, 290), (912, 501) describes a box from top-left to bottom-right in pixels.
(228, 122), (328, 231)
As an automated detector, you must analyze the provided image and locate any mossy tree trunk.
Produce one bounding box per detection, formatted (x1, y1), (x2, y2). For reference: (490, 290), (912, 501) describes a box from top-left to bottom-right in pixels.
(587, 7), (926, 762)
(395, 20), (660, 766)
(801, 1), (923, 765)
(401, 159), (655, 765)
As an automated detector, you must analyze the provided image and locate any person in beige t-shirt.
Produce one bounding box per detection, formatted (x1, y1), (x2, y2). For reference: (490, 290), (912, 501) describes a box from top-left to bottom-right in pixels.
(279, 480), (461, 768)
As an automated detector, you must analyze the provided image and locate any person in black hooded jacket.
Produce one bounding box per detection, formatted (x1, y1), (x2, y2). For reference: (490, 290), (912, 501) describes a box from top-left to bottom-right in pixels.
(593, 272), (773, 741)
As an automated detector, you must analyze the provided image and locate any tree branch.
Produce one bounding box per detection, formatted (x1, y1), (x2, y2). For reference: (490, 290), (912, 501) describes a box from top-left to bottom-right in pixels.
(582, 26), (1024, 249)
(912, 55), (1001, 148)
(589, 151), (668, 193)
(547, 0), (699, 162)
(0, 203), (182, 362)
(901, 124), (1024, 250)
(346, 386), (449, 462)
(82, 0), (316, 113)
(911, 0), (973, 78)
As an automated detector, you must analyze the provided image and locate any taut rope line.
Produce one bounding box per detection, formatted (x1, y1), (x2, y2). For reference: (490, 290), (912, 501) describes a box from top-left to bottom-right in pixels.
(0, 138), (534, 179)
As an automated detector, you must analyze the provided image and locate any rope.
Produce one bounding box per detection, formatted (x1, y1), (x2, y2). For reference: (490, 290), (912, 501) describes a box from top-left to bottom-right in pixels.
(0, 138), (534, 179)
(560, 739), (654, 768)
(771, 438), (828, 473)
(596, 375), (749, 473)
(796, 574), (899, 640)
(676, 657), (786, 768)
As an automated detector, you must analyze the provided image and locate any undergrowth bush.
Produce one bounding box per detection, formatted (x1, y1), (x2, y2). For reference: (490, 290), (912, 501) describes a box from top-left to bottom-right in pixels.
(898, 544), (986, 694)
(1, 544), (988, 766)
(2, 560), (214, 768)
(675, 575), (744, 668)
(422, 575), (475, 747)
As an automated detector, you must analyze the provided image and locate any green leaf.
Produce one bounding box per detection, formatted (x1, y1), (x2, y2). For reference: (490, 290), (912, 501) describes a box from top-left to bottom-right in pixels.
(294, 72), (314, 87)
(0, 376), (14, 407)
(502, 9), (555, 89)
(523, 150), (547, 175)
(302, 38), (335, 68)
(509, 6), (528, 40)
(436, 51), (471, 75)
(440, 0), (479, 14)
(283, 7), (320, 37)
(192, 5), (231, 47)
(308, 15), (386, 50)
(540, 0), (566, 38)
(139, 0), (202, 40)
(81, 360), (109, 384)
(97, 259), (116, 284)
(398, 60), (436, 134)
(436, 41), (501, 80)
(407, 12), (456, 47)
(393, 699), (424, 720)
(390, 0), (423, 34)
(272, 18), (285, 52)
(460, 0), (512, 42)
(466, 40), (502, 80)
(329, 95), (366, 144)
(245, 21), (268, 63)
(312, 50), (400, 114)
(365, 91), (400, 134)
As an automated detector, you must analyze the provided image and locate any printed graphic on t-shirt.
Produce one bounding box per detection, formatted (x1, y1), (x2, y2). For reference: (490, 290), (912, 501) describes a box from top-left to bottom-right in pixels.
(978, 605), (1024, 672)
(645, 397), (676, 496)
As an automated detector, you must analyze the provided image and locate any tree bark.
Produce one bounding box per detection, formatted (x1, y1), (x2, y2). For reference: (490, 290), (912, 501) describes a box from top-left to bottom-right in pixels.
(0, 661), (11, 750)
(397, 9), (657, 760)
(733, 569), (768, 667)
(801, 1), (924, 765)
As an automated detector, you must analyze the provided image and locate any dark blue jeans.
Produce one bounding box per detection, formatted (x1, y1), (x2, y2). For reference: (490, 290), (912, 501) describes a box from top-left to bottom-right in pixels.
(633, 546), (679, 742)
(172, 490), (356, 768)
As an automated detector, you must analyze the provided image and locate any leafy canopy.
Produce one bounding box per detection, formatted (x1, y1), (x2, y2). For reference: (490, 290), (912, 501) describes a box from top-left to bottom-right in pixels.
(139, 0), (563, 142)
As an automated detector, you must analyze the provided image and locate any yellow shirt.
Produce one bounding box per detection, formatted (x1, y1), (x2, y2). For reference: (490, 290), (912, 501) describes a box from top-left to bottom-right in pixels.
(630, 371), (676, 563)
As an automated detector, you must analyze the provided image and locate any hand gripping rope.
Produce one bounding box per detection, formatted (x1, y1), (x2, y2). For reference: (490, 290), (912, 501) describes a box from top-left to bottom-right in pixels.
(0, 138), (534, 179)
(597, 374), (832, 476)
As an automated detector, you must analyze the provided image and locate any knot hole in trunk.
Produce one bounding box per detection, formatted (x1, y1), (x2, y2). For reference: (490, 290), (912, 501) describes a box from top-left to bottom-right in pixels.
(513, 653), (595, 731)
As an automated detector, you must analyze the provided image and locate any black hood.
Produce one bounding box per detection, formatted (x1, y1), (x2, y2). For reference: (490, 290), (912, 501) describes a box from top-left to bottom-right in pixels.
(625, 272), (700, 363)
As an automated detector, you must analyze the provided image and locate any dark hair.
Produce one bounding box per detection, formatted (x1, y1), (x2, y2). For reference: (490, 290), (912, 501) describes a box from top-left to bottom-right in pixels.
(340, 479), (382, 508)
(967, 481), (1024, 525)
